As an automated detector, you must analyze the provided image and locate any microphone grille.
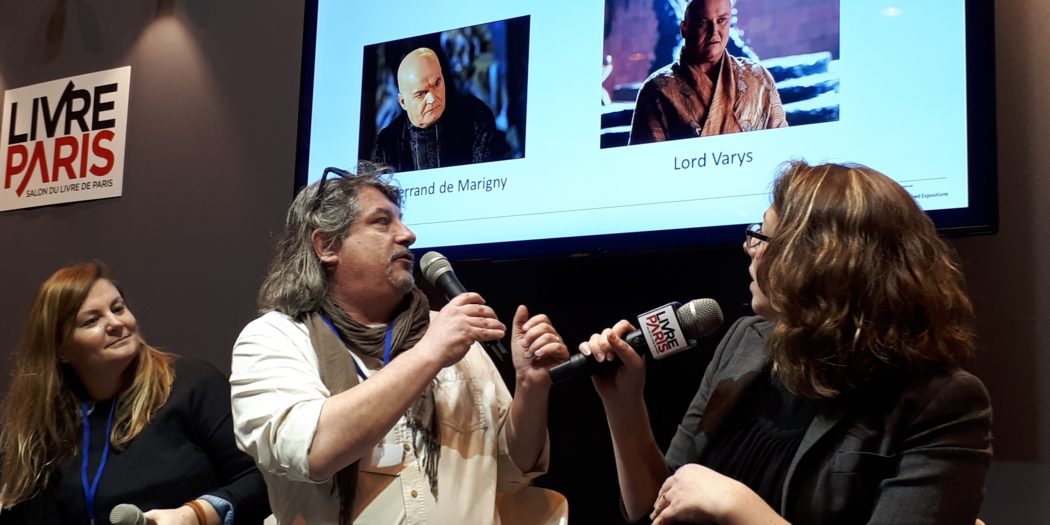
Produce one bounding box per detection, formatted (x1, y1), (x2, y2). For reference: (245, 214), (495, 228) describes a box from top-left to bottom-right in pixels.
(420, 251), (453, 285)
(678, 298), (723, 339)
(110, 503), (146, 525)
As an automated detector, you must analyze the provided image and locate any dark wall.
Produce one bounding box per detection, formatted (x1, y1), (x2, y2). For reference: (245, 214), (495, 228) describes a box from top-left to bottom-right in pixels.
(950, 0), (1050, 520)
(0, 0), (1046, 523)
(0, 1), (302, 373)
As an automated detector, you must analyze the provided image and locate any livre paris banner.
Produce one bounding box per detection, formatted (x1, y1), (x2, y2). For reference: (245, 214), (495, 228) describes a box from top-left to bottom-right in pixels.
(1, 66), (131, 212)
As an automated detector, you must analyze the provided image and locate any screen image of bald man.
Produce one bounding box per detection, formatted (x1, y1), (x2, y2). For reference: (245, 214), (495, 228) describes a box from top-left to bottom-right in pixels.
(371, 48), (499, 173)
(629, 0), (788, 144)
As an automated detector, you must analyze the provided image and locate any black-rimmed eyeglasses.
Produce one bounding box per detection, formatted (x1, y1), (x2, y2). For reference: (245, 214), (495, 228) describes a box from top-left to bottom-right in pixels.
(745, 223), (771, 248)
(312, 166), (355, 210)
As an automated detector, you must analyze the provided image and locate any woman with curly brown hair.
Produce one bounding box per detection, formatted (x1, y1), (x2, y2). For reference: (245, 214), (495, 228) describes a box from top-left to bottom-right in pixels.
(581, 161), (992, 524)
(0, 261), (269, 524)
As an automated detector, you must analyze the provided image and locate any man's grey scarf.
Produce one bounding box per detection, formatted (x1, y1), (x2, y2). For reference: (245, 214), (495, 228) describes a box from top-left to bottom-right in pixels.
(305, 288), (438, 525)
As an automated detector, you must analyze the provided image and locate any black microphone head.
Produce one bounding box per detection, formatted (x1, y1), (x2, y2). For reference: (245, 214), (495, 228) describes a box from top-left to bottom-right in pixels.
(110, 503), (147, 525)
(420, 251), (454, 286)
(677, 298), (723, 339)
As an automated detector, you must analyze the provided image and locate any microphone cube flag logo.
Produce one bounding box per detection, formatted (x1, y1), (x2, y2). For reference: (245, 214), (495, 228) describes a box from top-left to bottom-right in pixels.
(638, 302), (688, 359)
(1, 66), (131, 212)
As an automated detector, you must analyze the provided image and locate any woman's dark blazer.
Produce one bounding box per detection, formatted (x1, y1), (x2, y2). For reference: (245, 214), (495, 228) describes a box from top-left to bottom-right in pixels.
(665, 316), (993, 525)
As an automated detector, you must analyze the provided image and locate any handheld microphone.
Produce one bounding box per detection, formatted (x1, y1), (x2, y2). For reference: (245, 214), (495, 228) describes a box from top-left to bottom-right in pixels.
(419, 251), (510, 366)
(110, 503), (149, 525)
(549, 299), (723, 383)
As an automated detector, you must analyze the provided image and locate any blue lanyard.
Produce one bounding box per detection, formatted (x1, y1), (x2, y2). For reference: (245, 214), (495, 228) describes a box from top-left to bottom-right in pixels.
(80, 400), (116, 525)
(321, 314), (395, 378)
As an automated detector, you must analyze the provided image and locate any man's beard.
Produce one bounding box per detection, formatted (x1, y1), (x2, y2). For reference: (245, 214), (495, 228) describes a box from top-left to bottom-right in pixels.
(386, 265), (415, 295)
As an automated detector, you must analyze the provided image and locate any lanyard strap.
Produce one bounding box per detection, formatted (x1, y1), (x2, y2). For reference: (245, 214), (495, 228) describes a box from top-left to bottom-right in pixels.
(321, 314), (395, 379)
(382, 322), (394, 365)
(80, 400), (116, 525)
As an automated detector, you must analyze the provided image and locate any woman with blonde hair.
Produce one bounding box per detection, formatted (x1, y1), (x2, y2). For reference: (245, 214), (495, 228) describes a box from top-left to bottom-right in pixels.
(581, 161), (992, 524)
(0, 261), (268, 524)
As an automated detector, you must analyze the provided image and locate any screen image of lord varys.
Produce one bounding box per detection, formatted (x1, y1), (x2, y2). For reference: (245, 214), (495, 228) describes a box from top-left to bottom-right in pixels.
(601, 0), (840, 148)
(358, 15), (531, 175)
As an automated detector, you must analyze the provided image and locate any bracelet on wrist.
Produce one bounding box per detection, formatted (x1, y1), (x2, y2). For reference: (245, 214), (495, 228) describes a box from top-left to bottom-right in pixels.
(184, 499), (207, 525)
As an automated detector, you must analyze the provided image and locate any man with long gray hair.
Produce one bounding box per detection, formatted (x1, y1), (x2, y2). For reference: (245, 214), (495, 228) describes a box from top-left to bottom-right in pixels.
(229, 162), (568, 524)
